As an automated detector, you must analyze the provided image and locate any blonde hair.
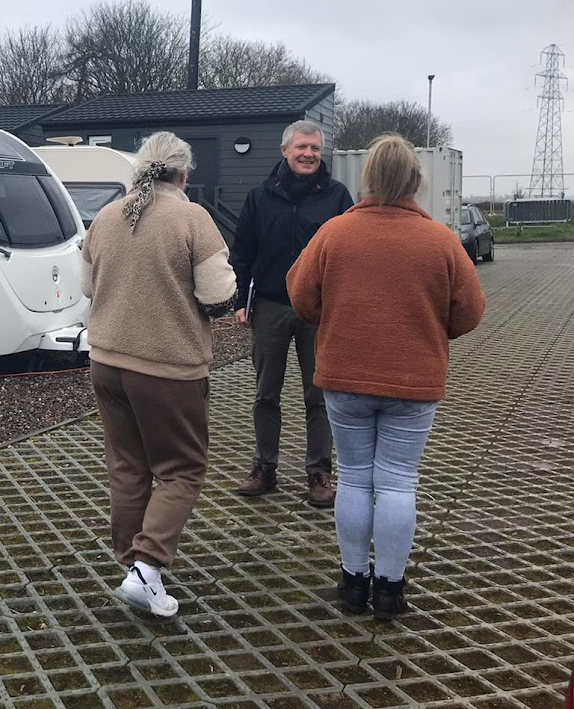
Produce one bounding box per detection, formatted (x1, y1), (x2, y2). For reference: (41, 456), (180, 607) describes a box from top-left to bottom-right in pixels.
(361, 133), (421, 205)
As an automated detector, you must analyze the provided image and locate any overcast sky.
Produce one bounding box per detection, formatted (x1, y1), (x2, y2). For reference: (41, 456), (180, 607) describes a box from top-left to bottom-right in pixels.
(4, 0), (574, 197)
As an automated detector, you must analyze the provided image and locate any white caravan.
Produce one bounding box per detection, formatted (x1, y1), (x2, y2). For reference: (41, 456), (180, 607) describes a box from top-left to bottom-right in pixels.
(33, 141), (136, 228)
(0, 130), (89, 356)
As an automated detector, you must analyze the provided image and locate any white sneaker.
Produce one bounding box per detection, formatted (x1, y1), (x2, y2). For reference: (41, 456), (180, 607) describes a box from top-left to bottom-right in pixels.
(115, 567), (179, 617)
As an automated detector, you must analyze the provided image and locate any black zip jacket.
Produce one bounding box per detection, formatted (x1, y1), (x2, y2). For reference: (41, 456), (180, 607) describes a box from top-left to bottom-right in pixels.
(231, 160), (354, 310)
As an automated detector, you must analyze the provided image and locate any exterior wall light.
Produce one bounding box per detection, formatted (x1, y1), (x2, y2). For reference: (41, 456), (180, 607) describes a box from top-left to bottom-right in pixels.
(234, 137), (252, 154)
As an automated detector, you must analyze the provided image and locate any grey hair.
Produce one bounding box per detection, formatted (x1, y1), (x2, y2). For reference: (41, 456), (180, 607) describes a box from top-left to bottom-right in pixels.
(123, 132), (195, 231)
(281, 120), (324, 148)
(133, 131), (195, 185)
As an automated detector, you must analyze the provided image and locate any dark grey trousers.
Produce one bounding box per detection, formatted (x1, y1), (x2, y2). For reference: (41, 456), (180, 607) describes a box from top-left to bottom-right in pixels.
(251, 297), (332, 475)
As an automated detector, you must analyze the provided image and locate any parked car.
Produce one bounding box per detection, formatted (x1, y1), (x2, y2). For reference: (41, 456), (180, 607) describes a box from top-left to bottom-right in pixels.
(460, 204), (494, 263)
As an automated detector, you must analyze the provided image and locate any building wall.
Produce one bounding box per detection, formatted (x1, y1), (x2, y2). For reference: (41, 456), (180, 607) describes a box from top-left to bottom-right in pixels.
(170, 121), (293, 214)
(305, 92), (335, 170)
(42, 90), (337, 213)
(44, 120), (300, 214)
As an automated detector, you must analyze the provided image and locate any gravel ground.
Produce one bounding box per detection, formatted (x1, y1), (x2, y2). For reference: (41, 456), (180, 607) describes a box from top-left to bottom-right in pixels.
(0, 316), (252, 445)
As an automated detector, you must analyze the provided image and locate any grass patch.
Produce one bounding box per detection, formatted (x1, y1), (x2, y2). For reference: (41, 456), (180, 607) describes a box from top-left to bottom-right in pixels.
(492, 219), (574, 243)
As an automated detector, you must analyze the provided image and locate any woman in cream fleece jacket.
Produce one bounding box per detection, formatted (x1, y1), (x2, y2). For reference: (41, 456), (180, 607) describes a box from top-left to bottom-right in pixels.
(81, 131), (236, 618)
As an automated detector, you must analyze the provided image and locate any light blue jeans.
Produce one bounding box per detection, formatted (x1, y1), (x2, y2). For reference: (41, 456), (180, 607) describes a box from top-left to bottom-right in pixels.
(324, 391), (438, 581)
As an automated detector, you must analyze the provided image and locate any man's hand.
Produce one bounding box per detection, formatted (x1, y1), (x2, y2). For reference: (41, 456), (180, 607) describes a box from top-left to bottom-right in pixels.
(235, 308), (250, 327)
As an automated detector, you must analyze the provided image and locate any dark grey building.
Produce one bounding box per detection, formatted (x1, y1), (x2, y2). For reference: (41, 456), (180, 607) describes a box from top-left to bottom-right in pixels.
(41, 84), (336, 219)
(0, 104), (66, 146)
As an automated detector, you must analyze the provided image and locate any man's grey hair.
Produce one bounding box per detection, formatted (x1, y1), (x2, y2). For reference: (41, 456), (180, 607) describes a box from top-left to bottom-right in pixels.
(281, 120), (324, 148)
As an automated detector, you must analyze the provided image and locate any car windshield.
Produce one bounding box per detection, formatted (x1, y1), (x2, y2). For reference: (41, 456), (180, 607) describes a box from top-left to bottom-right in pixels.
(461, 209), (471, 225)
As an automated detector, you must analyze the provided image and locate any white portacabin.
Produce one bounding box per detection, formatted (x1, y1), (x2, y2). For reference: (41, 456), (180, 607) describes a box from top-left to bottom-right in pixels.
(332, 146), (463, 236)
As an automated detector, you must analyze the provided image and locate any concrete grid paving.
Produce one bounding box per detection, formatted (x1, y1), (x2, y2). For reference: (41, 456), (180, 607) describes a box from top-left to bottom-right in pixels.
(0, 243), (574, 709)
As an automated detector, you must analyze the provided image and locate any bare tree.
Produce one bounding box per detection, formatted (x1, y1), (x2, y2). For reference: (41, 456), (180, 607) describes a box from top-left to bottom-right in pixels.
(63, 0), (189, 102)
(0, 26), (69, 104)
(1, 5), (329, 106)
(199, 35), (330, 89)
(335, 99), (451, 150)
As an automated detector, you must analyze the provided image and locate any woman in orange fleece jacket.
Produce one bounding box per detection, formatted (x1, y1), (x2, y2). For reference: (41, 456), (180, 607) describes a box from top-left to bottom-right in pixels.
(287, 134), (485, 620)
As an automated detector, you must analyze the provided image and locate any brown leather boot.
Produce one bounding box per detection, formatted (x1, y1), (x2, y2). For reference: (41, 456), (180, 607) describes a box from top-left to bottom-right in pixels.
(237, 464), (277, 497)
(307, 471), (335, 508)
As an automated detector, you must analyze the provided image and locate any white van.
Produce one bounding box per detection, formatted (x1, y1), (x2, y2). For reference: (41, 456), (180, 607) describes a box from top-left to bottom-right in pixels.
(33, 142), (136, 228)
(0, 130), (89, 356)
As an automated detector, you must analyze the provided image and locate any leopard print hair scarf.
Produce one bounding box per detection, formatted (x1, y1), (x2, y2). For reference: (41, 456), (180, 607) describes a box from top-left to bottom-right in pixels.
(122, 161), (167, 232)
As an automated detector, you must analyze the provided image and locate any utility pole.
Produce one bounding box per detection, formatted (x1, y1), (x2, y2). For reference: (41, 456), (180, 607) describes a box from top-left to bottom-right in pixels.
(426, 74), (435, 148)
(529, 44), (567, 197)
(187, 0), (202, 90)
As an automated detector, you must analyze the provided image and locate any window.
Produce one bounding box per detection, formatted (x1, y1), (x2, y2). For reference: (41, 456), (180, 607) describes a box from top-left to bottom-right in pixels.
(38, 176), (77, 239)
(0, 218), (7, 246)
(461, 208), (471, 225)
(0, 174), (78, 248)
(88, 135), (112, 147)
(64, 182), (126, 226)
(471, 207), (484, 224)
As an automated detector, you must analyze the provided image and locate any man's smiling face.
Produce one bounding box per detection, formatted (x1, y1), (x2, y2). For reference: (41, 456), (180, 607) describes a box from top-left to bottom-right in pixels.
(281, 130), (322, 177)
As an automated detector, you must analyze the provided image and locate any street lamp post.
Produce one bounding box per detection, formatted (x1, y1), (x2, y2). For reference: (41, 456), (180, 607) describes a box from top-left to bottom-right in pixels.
(427, 74), (435, 148)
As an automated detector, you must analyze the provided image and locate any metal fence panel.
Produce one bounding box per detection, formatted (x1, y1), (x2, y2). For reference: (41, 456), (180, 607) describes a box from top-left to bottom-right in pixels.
(504, 198), (572, 224)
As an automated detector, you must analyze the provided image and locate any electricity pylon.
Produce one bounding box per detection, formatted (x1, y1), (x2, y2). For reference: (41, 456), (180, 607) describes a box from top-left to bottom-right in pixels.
(529, 44), (568, 198)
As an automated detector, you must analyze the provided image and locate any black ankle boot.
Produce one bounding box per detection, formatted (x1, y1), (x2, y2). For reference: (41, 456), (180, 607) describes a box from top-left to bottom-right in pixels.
(372, 575), (408, 620)
(338, 566), (371, 614)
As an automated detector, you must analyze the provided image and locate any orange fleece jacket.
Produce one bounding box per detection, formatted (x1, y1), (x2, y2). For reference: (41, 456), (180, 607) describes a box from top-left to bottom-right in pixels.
(287, 199), (485, 401)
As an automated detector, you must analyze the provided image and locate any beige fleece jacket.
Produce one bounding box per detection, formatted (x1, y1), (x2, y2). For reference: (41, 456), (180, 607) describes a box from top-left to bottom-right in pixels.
(82, 182), (236, 379)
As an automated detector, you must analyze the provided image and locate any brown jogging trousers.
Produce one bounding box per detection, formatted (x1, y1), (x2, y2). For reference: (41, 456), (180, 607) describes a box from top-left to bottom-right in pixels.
(91, 361), (209, 568)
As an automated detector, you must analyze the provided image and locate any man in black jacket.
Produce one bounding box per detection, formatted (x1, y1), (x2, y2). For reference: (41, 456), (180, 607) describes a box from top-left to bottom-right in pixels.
(232, 120), (353, 507)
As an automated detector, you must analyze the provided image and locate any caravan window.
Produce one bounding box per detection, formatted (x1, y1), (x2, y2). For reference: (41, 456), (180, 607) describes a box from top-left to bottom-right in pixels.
(0, 174), (77, 248)
(64, 182), (126, 226)
(38, 176), (77, 239)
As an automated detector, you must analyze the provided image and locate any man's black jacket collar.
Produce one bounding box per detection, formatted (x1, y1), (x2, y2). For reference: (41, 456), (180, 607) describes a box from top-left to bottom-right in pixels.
(264, 159), (332, 202)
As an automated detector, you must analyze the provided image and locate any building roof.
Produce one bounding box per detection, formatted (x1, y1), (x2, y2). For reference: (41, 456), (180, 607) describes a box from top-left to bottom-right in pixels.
(42, 84), (335, 127)
(0, 104), (66, 132)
